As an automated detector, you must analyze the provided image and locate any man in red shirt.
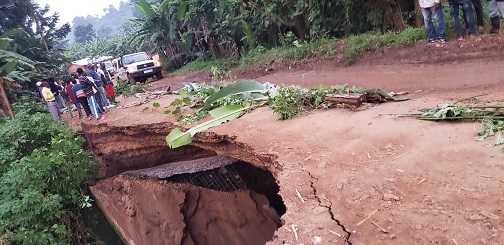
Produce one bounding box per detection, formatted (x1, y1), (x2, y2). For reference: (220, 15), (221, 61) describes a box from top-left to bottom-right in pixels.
(64, 78), (83, 119)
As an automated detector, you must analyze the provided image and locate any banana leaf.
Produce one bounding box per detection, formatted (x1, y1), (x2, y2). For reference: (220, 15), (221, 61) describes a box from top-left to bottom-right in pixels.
(203, 80), (265, 110)
(166, 104), (250, 148)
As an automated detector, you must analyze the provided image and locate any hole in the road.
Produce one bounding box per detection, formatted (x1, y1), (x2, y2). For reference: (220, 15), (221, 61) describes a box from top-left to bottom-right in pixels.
(164, 159), (286, 245)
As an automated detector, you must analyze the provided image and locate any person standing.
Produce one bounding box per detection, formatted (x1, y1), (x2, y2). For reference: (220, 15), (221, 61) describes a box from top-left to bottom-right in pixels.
(77, 68), (105, 121)
(98, 62), (117, 105)
(449, 0), (477, 40)
(71, 79), (92, 119)
(86, 64), (110, 109)
(419, 0), (446, 43)
(489, 0), (504, 33)
(48, 77), (65, 109)
(36, 81), (43, 100)
(463, 0), (484, 34)
(40, 81), (62, 121)
(60, 81), (74, 118)
(65, 78), (83, 119)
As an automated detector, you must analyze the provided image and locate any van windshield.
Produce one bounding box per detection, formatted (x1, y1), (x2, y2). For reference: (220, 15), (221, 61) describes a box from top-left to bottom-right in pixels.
(122, 53), (150, 65)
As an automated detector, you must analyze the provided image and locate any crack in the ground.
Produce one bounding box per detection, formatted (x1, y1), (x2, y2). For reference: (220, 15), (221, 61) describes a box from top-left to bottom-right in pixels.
(303, 169), (352, 245)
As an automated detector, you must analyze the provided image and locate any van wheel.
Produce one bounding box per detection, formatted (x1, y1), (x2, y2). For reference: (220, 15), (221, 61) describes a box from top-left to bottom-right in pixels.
(156, 71), (163, 80)
(128, 75), (137, 85)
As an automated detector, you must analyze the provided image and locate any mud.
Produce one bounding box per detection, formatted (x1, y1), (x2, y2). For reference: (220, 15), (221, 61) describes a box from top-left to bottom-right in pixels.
(91, 175), (282, 245)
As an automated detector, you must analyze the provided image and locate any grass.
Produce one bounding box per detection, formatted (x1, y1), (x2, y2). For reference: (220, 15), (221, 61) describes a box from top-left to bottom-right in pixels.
(174, 27), (426, 73)
(344, 27), (425, 62)
(239, 38), (338, 67)
(174, 57), (239, 74)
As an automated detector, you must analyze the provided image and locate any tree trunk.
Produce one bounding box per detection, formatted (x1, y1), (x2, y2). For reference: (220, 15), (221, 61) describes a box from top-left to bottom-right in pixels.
(0, 79), (14, 119)
(377, 0), (405, 31)
(414, 0), (423, 27)
(323, 93), (366, 106)
(293, 15), (308, 41)
(34, 17), (50, 52)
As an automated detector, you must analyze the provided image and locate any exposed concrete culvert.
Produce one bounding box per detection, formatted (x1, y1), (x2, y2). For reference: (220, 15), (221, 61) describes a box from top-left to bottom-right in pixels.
(91, 157), (286, 245)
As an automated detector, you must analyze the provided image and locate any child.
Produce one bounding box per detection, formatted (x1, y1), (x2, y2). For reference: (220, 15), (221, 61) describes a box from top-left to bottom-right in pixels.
(419, 0), (446, 43)
(104, 81), (116, 105)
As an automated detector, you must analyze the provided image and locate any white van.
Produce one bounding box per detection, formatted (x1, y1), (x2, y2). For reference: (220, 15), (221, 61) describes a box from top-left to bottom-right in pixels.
(112, 52), (162, 84)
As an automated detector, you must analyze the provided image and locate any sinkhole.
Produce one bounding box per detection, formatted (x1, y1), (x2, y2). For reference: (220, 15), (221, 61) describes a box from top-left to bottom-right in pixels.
(97, 155), (286, 245)
(171, 159), (286, 245)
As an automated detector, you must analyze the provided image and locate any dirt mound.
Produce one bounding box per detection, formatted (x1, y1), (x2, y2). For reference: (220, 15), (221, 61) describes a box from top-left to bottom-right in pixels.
(355, 34), (504, 66)
(91, 175), (281, 245)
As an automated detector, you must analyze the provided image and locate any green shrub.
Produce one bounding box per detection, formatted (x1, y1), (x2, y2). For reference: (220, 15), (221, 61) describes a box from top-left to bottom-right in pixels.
(114, 78), (148, 97)
(270, 86), (307, 120)
(0, 110), (97, 244)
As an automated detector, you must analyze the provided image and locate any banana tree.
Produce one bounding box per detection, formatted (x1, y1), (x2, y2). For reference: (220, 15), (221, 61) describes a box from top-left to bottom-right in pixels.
(132, 0), (181, 57)
(0, 30), (35, 118)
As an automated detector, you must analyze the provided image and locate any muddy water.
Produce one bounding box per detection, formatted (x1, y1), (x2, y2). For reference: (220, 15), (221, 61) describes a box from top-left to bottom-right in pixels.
(82, 200), (124, 245)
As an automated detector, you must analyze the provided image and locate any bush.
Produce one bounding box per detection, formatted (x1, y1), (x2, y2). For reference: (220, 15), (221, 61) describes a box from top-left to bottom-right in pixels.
(0, 109), (97, 244)
(270, 86), (307, 120)
(114, 78), (148, 97)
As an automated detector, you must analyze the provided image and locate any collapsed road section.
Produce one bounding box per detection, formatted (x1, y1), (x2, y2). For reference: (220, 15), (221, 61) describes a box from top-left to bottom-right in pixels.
(90, 155), (286, 245)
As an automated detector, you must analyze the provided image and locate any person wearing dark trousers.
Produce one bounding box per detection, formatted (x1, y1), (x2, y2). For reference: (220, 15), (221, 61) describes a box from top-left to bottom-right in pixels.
(77, 68), (105, 121)
(449, 0), (477, 40)
(464, 0), (484, 33)
(489, 0), (504, 33)
(71, 79), (92, 119)
(48, 77), (65, 109)
(65, 78), (82, 119)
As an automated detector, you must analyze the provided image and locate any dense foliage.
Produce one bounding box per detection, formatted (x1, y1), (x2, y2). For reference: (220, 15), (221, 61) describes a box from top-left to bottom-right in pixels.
(131, 0), (416, 69)
(0, 102), (97, 244)
(4, 1), (71, 76)
(60, 0), (420, 71)
(0, 0), (71, 108)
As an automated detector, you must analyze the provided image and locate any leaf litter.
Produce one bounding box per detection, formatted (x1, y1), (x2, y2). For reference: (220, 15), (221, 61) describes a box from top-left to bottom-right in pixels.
(401, 103), (504, 152)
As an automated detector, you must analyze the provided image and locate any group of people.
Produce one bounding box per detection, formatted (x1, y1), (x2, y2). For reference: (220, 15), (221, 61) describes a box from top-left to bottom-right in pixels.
(419, 0), (504, 43)
(37, 62), (117, 122)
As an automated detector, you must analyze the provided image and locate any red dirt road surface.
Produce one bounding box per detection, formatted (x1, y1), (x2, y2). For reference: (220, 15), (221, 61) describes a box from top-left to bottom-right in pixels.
(78, 36), (504, 245)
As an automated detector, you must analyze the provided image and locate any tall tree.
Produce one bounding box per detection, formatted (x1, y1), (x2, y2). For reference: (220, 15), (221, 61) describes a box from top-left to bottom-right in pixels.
(74, 23), (96, 43)
(97, 26), (113, 39)
(29, 4), (70, 51)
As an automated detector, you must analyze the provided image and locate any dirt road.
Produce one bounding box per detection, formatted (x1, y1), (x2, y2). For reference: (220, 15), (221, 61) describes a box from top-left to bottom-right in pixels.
(81, 36), (504, 245)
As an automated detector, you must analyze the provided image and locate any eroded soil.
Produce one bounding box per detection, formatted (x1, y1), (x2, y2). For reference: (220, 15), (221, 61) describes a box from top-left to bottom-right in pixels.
(91, 175), (280, 245)
(78, 36), (504, 245)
